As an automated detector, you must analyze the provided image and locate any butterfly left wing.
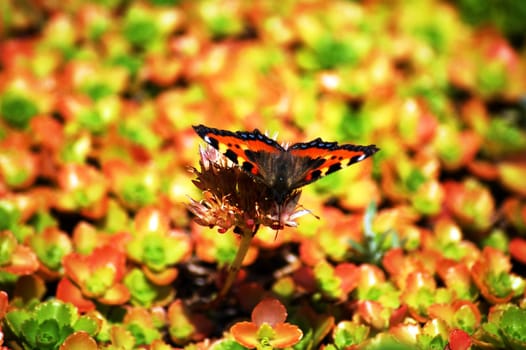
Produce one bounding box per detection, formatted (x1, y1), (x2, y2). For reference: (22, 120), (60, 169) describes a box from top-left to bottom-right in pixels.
(193, 124), (285, 177)
(288, 138), (379, 187)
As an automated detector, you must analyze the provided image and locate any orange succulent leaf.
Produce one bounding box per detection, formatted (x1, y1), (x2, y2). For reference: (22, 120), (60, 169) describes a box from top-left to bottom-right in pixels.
(429, 300), (481, 333)
(436, 259), (478, 301)
(0, 231), (39, 275)
(61, 245), (129, 306)
(230, 322), (260, 348)
(72, 222), (131, 255)
(442, 179), (495, 232)
(59, 331), (98, 350)
(502, 198), (526, 233)
(400, 271), (447, 322)
(142, 266), (179, 286)
(390, 321), (422, 345)
(356, 300), (390, 330)
(268, 323), (304, 348)
(470, 246), (523, 304)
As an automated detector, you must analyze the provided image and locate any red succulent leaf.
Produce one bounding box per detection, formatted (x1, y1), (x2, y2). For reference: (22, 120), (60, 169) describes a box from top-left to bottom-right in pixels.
(0, 291), (8, 319)
(0, 39), (34, 69)
(382, 248), (405, 277)
(509, 238), (526, 264)
(30, 115), (64, 151)
(235, 282), (266, 313)
(292, 266), (317, 293)
(334, 263), (359, 294)
(447, 329), (472, 350)
(56, 277), (96, 313)
(467, 160), (499, 181)
(252, 298), (287, 327)
(389, 304), (408, 327)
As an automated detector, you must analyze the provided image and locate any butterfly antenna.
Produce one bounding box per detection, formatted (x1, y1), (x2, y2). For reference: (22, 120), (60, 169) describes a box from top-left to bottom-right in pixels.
(300, 204), (320, 220)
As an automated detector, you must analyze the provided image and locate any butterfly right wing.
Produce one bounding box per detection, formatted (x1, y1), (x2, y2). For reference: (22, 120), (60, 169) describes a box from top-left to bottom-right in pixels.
(193, 125), (284, 177)
(288, 138), (379, 187)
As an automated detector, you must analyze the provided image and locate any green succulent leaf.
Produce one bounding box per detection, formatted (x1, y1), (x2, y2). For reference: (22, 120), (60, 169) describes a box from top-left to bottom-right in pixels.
(501, 306), (526, 342)
(21, 318), (40, 348)
(0, 92), (38, 129)
(36, 300), (75, 326)
(124, 268), (171, 307)
(74, 315), (100, 336)
(5, 309), (32, 338)
(36, 319), (62, 349)
(127, 323), (161, 346)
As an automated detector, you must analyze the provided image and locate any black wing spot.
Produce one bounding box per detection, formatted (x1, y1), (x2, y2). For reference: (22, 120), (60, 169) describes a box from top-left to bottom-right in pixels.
(224, 149), (239, 164)
(326, 162), (342, 175)
(310, 169), (322, 181)
(207, 136), (219, 149)
(348, 155), (364, 165)
(242, 161), (255, 173)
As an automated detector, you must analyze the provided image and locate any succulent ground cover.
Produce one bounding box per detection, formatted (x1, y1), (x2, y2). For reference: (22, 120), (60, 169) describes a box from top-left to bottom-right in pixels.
(1, 0), (526, 349)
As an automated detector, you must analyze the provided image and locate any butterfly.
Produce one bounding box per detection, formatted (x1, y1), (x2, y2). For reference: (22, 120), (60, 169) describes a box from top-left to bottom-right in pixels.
(193, 125), (379, 204)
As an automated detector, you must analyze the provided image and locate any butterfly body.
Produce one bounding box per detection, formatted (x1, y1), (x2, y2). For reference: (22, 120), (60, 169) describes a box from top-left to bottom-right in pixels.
(193, 125), (379, 204)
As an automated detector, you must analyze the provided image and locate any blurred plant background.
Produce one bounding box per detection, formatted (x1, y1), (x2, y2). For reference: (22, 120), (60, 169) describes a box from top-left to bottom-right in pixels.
(0, 0), (525, 349)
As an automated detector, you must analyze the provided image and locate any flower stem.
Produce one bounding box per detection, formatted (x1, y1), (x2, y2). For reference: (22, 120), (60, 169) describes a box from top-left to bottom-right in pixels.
(216, 227), (255, 301)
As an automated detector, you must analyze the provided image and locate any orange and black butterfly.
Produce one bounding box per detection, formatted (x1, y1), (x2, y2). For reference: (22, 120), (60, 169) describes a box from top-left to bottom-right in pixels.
(193, 125), (379, 204)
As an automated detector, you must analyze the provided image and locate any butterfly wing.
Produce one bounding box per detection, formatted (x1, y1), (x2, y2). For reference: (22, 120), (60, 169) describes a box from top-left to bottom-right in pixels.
(193, 125), (285, 177)
(288, 137), (379, 187)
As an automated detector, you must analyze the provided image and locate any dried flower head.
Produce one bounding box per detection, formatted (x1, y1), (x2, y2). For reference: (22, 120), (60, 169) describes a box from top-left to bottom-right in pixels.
(187, 146), (310, 234)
